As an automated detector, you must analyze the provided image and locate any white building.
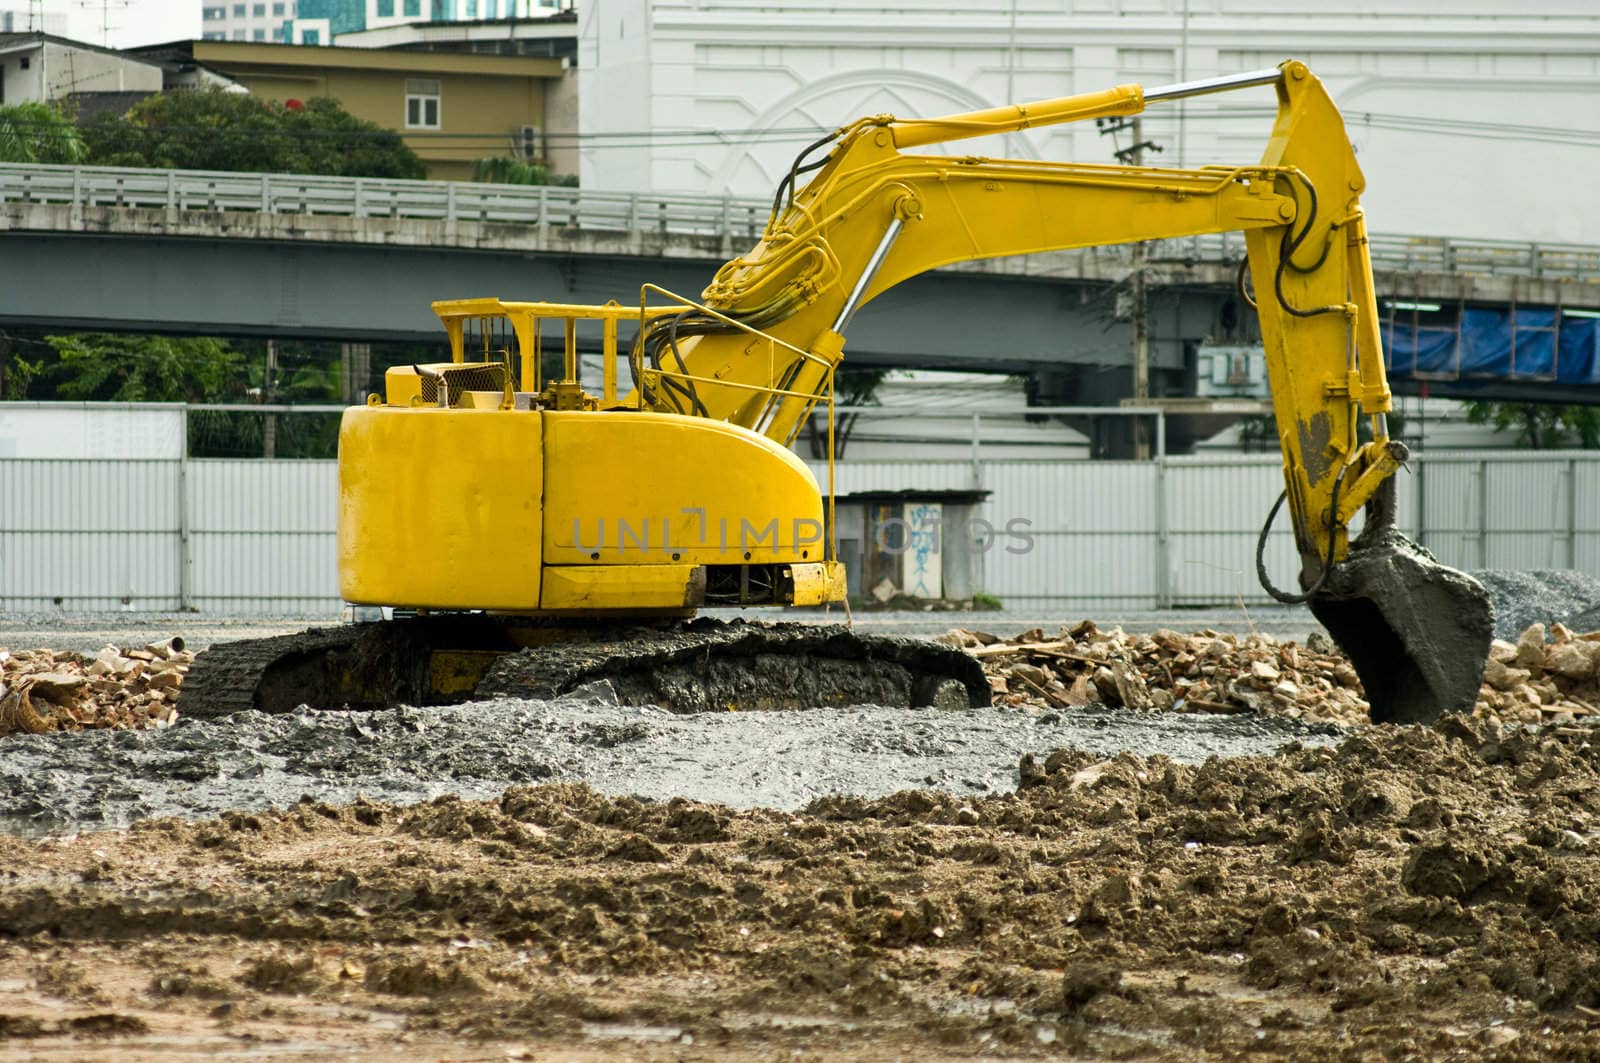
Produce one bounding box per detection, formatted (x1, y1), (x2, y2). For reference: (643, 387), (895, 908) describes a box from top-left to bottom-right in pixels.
(0, 8), (66, 35)
(578, 0), (1600, 245)
(0, 31), (163, 103)
(202, 0), (297, 42)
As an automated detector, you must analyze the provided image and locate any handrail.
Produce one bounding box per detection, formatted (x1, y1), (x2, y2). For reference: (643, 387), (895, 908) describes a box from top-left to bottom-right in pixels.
(1, 161), (1595, 282)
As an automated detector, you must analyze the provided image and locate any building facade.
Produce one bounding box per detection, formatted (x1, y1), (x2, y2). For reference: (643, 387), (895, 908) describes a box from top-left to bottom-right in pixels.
(201, 0), (299, 43)
(283, 0), (559, 46)
(0, 32), (162, 105)
(163, 39), (564, 180)
(0, 8), (65, 35)
(578, 0), (1600, 245)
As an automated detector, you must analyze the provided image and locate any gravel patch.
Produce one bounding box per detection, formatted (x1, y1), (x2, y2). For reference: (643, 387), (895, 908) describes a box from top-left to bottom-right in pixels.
(0, 697), (1340, 835)
(1472, 569), (1600, 640)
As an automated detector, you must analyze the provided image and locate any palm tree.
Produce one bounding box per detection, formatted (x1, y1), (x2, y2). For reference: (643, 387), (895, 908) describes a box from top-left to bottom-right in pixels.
(472, 156), (574, 186)
(0, 102), (86, 164)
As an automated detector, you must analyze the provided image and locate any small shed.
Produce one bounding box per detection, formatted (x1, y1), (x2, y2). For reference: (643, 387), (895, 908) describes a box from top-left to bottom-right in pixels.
(830, 489), (991, 607)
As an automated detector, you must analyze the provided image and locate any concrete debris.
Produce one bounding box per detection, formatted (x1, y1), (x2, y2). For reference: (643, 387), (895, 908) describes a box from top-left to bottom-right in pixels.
(949, 619), (1600, 729)
(0, 641), (191, 737)
(951, 621), (1373, 727)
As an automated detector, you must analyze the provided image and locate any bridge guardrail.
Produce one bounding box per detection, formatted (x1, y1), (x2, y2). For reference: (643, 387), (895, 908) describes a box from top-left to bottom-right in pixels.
(2, 162), (1596, 281)
(0, 162), (774, 242)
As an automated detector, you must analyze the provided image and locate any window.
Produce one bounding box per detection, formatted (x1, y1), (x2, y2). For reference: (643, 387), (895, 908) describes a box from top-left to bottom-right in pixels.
(202, 30), (225, 39)
(403, 0), (420, 14)
(202, 5), (226, 19)
(466, 0), (475, 14)
(272, 25), (286, 40)
(272, 2), (284, 13)
(405, 77), (440, 129)
(376, 0), (393, 14)
(253, 27), (266, 39)
(253, 2), (265, 14)
(301, 28), (320, 43)
(231, 28), (246, 39)
(233, 3), (245, 14)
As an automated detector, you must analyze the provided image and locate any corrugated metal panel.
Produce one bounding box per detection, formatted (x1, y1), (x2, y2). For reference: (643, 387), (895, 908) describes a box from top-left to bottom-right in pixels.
(190, 460), (338, 532)
(1165, 460), (1282, 605)
(0, 459), (177, 531)
(5, 440), (1600, 615)
(0, 458), (181, 609)
(1577, 460), (1600, 574)
(977, 461), (1160, 604)
(0, 533), (180, 609)
(1479, 455), (1569, 570)
(189, 461), (338, 612)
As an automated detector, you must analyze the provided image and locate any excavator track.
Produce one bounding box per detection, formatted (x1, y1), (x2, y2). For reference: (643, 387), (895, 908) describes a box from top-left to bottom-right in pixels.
(177, 617), (990, 720)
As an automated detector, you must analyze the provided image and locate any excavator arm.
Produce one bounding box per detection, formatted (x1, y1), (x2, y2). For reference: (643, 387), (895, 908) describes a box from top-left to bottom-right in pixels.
(633, 60), (1492, 722)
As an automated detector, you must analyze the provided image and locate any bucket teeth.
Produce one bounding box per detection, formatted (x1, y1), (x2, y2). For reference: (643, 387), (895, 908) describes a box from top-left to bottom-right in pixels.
(1310, 529), (1494, 724)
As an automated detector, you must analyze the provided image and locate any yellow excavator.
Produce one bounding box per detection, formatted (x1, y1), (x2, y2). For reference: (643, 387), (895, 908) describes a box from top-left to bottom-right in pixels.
(179, 60), (1492, 725)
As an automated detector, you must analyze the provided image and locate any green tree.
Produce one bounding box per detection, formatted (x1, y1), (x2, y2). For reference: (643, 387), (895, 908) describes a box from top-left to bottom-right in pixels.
(1465, 401), (1600, 449)
(805, 366), (889, 459)
(80, 89), (424, 179)
(0, 102), (86, 164)
(472, 156), (577, 186)
(44, 333), (244, 402)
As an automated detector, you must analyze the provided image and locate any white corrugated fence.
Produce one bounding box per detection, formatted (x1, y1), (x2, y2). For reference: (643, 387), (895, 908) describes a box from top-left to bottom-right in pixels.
(2, 404), (1597, 615)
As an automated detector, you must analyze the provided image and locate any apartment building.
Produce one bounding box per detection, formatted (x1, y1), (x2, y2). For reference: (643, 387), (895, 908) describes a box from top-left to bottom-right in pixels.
(201, 0), (298, 43)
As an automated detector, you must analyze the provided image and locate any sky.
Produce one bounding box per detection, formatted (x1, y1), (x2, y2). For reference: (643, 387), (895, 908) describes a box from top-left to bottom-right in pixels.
(32, 0), (201, 48)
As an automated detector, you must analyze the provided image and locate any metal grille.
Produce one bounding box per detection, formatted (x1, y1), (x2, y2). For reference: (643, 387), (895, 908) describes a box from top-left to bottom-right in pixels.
(419, 363), (506, 404)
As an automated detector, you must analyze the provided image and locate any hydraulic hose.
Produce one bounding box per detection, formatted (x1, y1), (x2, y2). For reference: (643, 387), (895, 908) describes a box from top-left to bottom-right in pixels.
(1255, 464), (1346, 605)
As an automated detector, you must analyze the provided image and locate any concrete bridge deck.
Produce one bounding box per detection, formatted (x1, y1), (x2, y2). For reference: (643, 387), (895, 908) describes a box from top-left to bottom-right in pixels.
(2, 163), (1597, 387)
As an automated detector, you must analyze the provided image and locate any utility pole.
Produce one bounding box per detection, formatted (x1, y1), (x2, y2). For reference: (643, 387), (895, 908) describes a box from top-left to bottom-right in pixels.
(340, 342), (370, 403)
(1129, 118), (1151, 458)
(1097, 115), (1163, 457)
(262, 340), (277, 460)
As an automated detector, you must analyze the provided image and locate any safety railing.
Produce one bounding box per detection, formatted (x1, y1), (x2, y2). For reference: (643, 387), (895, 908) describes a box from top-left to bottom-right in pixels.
(2, 162), (1596, 281)
(0, 162), (772, 241)
(425, 287), (841, 560)
(1143, 230), (1600, 281)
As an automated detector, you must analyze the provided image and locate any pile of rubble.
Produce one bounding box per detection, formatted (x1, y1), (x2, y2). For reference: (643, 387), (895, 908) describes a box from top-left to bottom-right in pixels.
(951, 620), (1600, 728)
(1478, 622), (1600, 725)
(946, 620), (1372, 727)
(0, 638), (190, 737)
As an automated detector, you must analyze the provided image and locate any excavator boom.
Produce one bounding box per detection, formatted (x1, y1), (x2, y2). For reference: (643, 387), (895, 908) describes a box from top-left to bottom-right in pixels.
(630, 59), (1493, 721)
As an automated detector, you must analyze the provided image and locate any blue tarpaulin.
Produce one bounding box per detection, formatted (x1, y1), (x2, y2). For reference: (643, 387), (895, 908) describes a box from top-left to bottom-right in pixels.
(1385, 307), (1600, 386)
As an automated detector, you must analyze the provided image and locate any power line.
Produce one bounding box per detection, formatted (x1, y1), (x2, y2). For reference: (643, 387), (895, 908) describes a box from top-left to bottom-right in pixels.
(6, 108), (1598, 154)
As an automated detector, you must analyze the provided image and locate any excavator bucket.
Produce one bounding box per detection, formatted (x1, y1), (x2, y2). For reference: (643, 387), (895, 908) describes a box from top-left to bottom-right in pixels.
(1308, 529), (1494, 724)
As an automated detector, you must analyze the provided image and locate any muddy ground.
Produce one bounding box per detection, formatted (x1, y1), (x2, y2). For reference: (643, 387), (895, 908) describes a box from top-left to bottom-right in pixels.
(6, 595), (1600, 1058)
(4, 713), (1600, 1058)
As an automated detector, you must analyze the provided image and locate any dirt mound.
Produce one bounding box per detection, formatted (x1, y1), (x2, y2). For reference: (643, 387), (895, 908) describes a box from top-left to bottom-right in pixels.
(2, 717), (1599, 1057)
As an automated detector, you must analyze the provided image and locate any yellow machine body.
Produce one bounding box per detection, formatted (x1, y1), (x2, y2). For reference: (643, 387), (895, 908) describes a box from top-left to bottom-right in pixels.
(335, 62), (1467, 686)
(339, 287), (847, 615)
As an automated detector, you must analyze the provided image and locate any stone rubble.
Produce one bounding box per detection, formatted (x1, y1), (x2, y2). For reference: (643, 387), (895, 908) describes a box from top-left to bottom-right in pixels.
(5, 620), (1600, 738)
(945, 619), (1600, 729)
(0, 637), (190, 736)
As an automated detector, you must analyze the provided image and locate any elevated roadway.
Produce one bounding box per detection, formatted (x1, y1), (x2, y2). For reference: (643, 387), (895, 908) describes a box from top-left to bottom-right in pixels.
(2, 163), (1598, 393)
